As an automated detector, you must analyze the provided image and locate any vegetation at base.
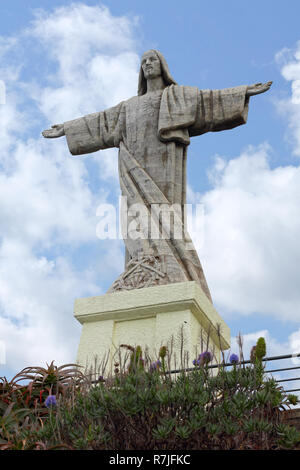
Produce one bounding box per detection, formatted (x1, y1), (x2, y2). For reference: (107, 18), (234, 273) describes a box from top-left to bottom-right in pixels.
(0, 336), (300, 450)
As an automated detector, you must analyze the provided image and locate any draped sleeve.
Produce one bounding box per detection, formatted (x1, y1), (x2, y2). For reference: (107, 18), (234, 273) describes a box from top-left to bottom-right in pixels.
(189, 85), (249, 137)
(63, 101), (125, 155)
(158, 85), (249, 145)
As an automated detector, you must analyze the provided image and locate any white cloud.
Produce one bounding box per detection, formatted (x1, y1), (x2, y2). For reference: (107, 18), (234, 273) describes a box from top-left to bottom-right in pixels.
(0, 138), (100, 246)
(2, 4), (300, 382)
(230, 329), (286, 360)
(28, 4), (139, 122)
(275, 40), (300, 155)
(195, 144), (300, 321)
(186, 40), (300, 396)
(0, 3), (139, 375)
(0, 241), (98, 371)
(229, 328), (300, 398)
(193, 43), (300, 322)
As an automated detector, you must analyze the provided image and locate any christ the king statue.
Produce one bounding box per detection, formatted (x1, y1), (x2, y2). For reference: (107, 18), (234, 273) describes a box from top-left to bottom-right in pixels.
(42, 50), (272, 302)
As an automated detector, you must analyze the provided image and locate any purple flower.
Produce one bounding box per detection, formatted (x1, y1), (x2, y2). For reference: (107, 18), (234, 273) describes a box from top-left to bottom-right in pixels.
(230, 353), (239, 365)
(45, 395), (57, 408)
(149, 360), (162, 372)
(200, 351), (213, 364)
(193, 351), (213, 366)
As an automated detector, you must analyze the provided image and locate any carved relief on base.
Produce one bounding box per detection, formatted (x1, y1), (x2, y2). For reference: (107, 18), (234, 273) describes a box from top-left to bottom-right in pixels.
(108, 254), (168, 293)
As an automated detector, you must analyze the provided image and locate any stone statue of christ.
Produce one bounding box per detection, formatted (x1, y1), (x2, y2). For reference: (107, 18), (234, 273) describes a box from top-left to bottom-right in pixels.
(42, 49), (272, 302)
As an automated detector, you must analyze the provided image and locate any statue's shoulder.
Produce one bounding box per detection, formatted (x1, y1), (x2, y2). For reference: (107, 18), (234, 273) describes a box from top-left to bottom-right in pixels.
(163, 85), (199, 105)
(125, 95), (139, 104)
(120, 95), (138, 112)
(165, 84), (198, 94)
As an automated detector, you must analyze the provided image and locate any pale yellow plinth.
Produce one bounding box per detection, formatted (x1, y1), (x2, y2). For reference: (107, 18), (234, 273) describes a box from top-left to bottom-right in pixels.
(74, 281), (230, 373)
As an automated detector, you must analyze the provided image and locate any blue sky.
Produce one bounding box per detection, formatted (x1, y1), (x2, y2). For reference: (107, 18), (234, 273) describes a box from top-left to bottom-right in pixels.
(1, 1), (300, 382)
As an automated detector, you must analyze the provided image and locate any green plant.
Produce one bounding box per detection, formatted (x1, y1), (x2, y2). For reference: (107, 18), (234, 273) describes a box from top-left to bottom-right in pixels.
(24, 350), (299, 450)
(1, 337), (299, 451)
(256, 337), (267, 361)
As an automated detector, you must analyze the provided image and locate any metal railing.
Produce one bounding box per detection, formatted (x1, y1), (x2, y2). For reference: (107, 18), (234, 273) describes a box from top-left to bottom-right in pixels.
(167, 353), (300, 393)
(90, 353), (300, 394)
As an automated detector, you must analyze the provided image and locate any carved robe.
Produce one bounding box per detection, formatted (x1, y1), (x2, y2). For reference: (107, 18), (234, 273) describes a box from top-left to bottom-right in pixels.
(63, 85), (249, 301)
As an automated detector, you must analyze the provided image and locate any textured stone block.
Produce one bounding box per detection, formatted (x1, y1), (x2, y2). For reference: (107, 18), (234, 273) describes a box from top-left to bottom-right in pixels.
(74, 281), (230, 373)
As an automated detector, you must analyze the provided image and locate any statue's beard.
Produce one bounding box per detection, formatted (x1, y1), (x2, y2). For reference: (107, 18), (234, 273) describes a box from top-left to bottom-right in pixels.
(144, 69), (161, 80)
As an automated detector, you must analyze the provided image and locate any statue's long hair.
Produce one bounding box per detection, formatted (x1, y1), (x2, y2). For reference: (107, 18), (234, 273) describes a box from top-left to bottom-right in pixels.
(138, 49), (177, 96)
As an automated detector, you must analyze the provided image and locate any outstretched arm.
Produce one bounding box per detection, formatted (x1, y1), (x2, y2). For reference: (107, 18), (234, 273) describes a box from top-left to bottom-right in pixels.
(41, 101), (125, 155)
(188, 81), (272, 138)
(42, 124), (65, 138)
(246, 81), (272, 97)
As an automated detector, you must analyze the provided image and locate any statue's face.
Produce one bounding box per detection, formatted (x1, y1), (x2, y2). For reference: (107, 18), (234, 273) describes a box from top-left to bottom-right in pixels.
(141, 51), (161, 80)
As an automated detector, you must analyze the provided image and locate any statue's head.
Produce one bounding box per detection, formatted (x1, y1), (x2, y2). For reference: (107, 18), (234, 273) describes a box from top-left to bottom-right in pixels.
(138, 49), (177, 96)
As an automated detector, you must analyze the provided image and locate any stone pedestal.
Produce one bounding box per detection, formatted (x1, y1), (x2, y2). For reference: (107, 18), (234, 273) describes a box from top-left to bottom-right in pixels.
(74, 281), (230, 374)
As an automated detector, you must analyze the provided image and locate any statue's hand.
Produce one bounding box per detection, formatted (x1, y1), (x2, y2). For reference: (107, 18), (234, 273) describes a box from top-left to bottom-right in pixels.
(246, 81), (273, 97)
(42, 124), (65, 138)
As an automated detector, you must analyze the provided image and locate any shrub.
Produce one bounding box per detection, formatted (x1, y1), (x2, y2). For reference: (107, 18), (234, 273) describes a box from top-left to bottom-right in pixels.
(0, 361), (85, 449)
(1, 339), (299, 450)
